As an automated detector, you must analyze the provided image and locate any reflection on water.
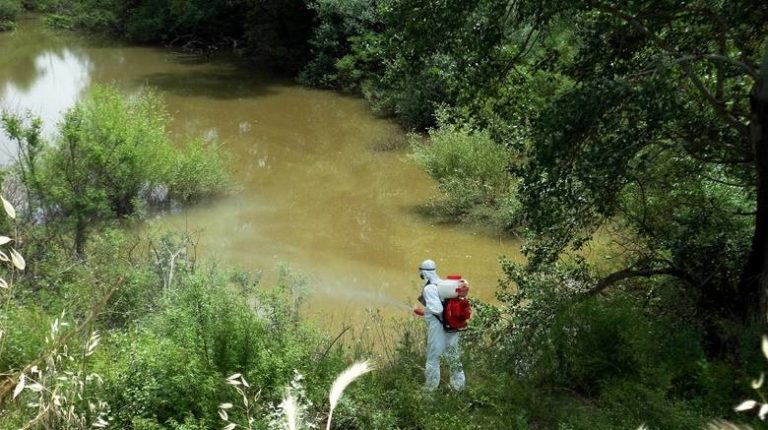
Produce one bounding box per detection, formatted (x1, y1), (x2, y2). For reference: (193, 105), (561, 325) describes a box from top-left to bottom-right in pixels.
(0, 19), (92, 161)
(0, 18), (522, 332)
(0, 49), (91, 150)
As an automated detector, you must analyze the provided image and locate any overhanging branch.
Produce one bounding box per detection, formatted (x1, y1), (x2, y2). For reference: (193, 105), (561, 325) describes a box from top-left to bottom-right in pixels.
(585, 266), (693, 297)
(663, 54), (758, 80)
(588, 0), (752, 136)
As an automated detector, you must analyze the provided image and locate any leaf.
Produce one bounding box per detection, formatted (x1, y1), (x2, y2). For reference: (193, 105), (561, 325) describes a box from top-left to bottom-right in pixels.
(218, 409), (228, 421)
(0, 236), (11, 245)
(86, 332), (101, 356)
(752, 372), (765, 390)
(734, 400), (757, 412)
(226, 373), (241, 380)
(760, 404), (768, 420)
(1, 196), (15, 219)
(0, 278), (8, 289)
(27, 383), (43, 392)
(0, 250), (9, 262)
(219, 403), (233, 409)
(763, 336), (768, 361)
(223, 423), (236, 430)
(10, 249), (25, 271)
(13, 374), (25, 399)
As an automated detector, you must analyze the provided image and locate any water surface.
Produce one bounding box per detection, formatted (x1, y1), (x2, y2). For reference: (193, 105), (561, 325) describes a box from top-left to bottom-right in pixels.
(0, 18), (522, 331)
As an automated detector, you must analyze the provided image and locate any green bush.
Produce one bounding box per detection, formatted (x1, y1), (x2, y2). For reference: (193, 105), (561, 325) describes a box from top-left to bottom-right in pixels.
(299, 0), (380, 88)
(167, 138), (229, 203)
(151, 269), (266, 374)
(542, 295), (703, 396)
(0, 305), (49, 370)
(410, 112), (519, 229)
(44, 12), (73, 29)
(2, 85), (229, 255)
(99, 331), (219, 426)
(0, 0), (21, 30)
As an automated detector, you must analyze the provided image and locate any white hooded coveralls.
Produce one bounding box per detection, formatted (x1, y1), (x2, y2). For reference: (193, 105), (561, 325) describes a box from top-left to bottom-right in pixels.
(420, 265), (466, 391)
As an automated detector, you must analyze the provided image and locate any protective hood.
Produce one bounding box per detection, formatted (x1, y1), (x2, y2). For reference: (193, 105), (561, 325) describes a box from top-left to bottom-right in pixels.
(420, 268), (440, 285)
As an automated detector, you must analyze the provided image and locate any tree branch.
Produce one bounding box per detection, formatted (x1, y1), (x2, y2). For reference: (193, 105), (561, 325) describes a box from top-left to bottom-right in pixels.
(585, 266), (692, 297)
(662, 54), (757, 80)
(588, 0), (752, 136)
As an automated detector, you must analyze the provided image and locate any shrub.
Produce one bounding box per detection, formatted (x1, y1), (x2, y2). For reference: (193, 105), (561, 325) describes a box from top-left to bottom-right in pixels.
(0, 305), (49, 371)
(410, 112), (519, 229)
(2, 85), (229, 255)
(99, 330), (218, 426)
(167, 138), (229, 203)
(0, 0), (21, 31)
(151, 269), (266, 375)
(299, 0), (381, 88)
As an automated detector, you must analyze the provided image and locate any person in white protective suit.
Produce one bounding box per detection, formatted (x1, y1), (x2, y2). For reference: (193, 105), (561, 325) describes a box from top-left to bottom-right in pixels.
(416, 259), (466, 391)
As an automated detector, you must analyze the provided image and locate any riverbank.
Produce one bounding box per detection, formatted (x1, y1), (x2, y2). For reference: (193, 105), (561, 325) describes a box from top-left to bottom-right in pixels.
(2, 6), (766, 430)
(0, 16), (519, 335)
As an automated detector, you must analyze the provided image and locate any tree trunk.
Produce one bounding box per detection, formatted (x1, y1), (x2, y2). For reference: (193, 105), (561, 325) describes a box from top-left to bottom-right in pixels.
(74, 214), (86, 258)
(739, 54), (768, 322)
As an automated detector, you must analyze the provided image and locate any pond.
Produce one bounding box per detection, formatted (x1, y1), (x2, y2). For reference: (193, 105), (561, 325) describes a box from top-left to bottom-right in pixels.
(0, 17), (522, 333)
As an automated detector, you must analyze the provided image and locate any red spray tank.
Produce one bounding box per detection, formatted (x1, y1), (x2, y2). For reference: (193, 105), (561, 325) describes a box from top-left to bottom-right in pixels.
(438, 275), (471, 331)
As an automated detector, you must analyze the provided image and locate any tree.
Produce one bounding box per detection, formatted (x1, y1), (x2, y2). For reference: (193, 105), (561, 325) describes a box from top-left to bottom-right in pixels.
(511, 0), (768, 329)
(2, 86), (228, 257)
(42, 87), (174, 255)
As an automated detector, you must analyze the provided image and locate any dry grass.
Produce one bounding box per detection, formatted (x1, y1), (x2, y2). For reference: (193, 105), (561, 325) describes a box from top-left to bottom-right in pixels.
(220, 360), (373, 430)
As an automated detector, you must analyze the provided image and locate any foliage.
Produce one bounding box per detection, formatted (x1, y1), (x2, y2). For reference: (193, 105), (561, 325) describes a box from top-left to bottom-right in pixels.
(4, 2), (768, 428)
(299, 0), (381, 88)
(218, 360), (372, 430)
(410, 112), (520, 229)
(100, 330), (218, 425)
(1, 85), (228, 256)
(38, 0), (250, 44)
(0, 0), (21, 31)
(12, 325), (110, 429)
(167, 139), (229, 204)
(243, 0), (315, 73)
(734, 335), (768, 425)
(125, 0), (249, 43)
(511, 0), (767, 321)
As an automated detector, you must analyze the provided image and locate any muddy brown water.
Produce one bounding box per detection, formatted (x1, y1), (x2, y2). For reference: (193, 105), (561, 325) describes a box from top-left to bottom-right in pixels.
(0, 17), (522, 334)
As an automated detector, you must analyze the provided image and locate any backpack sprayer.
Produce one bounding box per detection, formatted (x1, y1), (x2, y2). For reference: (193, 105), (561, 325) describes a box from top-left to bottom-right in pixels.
(415, 274), (472, 331)
(437, 275), (471, 331)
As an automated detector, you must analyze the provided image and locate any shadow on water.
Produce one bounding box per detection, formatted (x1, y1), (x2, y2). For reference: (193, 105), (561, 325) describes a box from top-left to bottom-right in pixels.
(137, 68), (281, 100)
(406, 201), (467, 226)
(405, 201), (519, 241)
(169, 53), (220, 66)
(135, 47), (299, 100)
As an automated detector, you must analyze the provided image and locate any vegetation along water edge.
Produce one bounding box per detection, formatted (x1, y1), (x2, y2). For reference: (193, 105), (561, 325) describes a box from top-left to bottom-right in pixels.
(0, 1), (767, 428)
